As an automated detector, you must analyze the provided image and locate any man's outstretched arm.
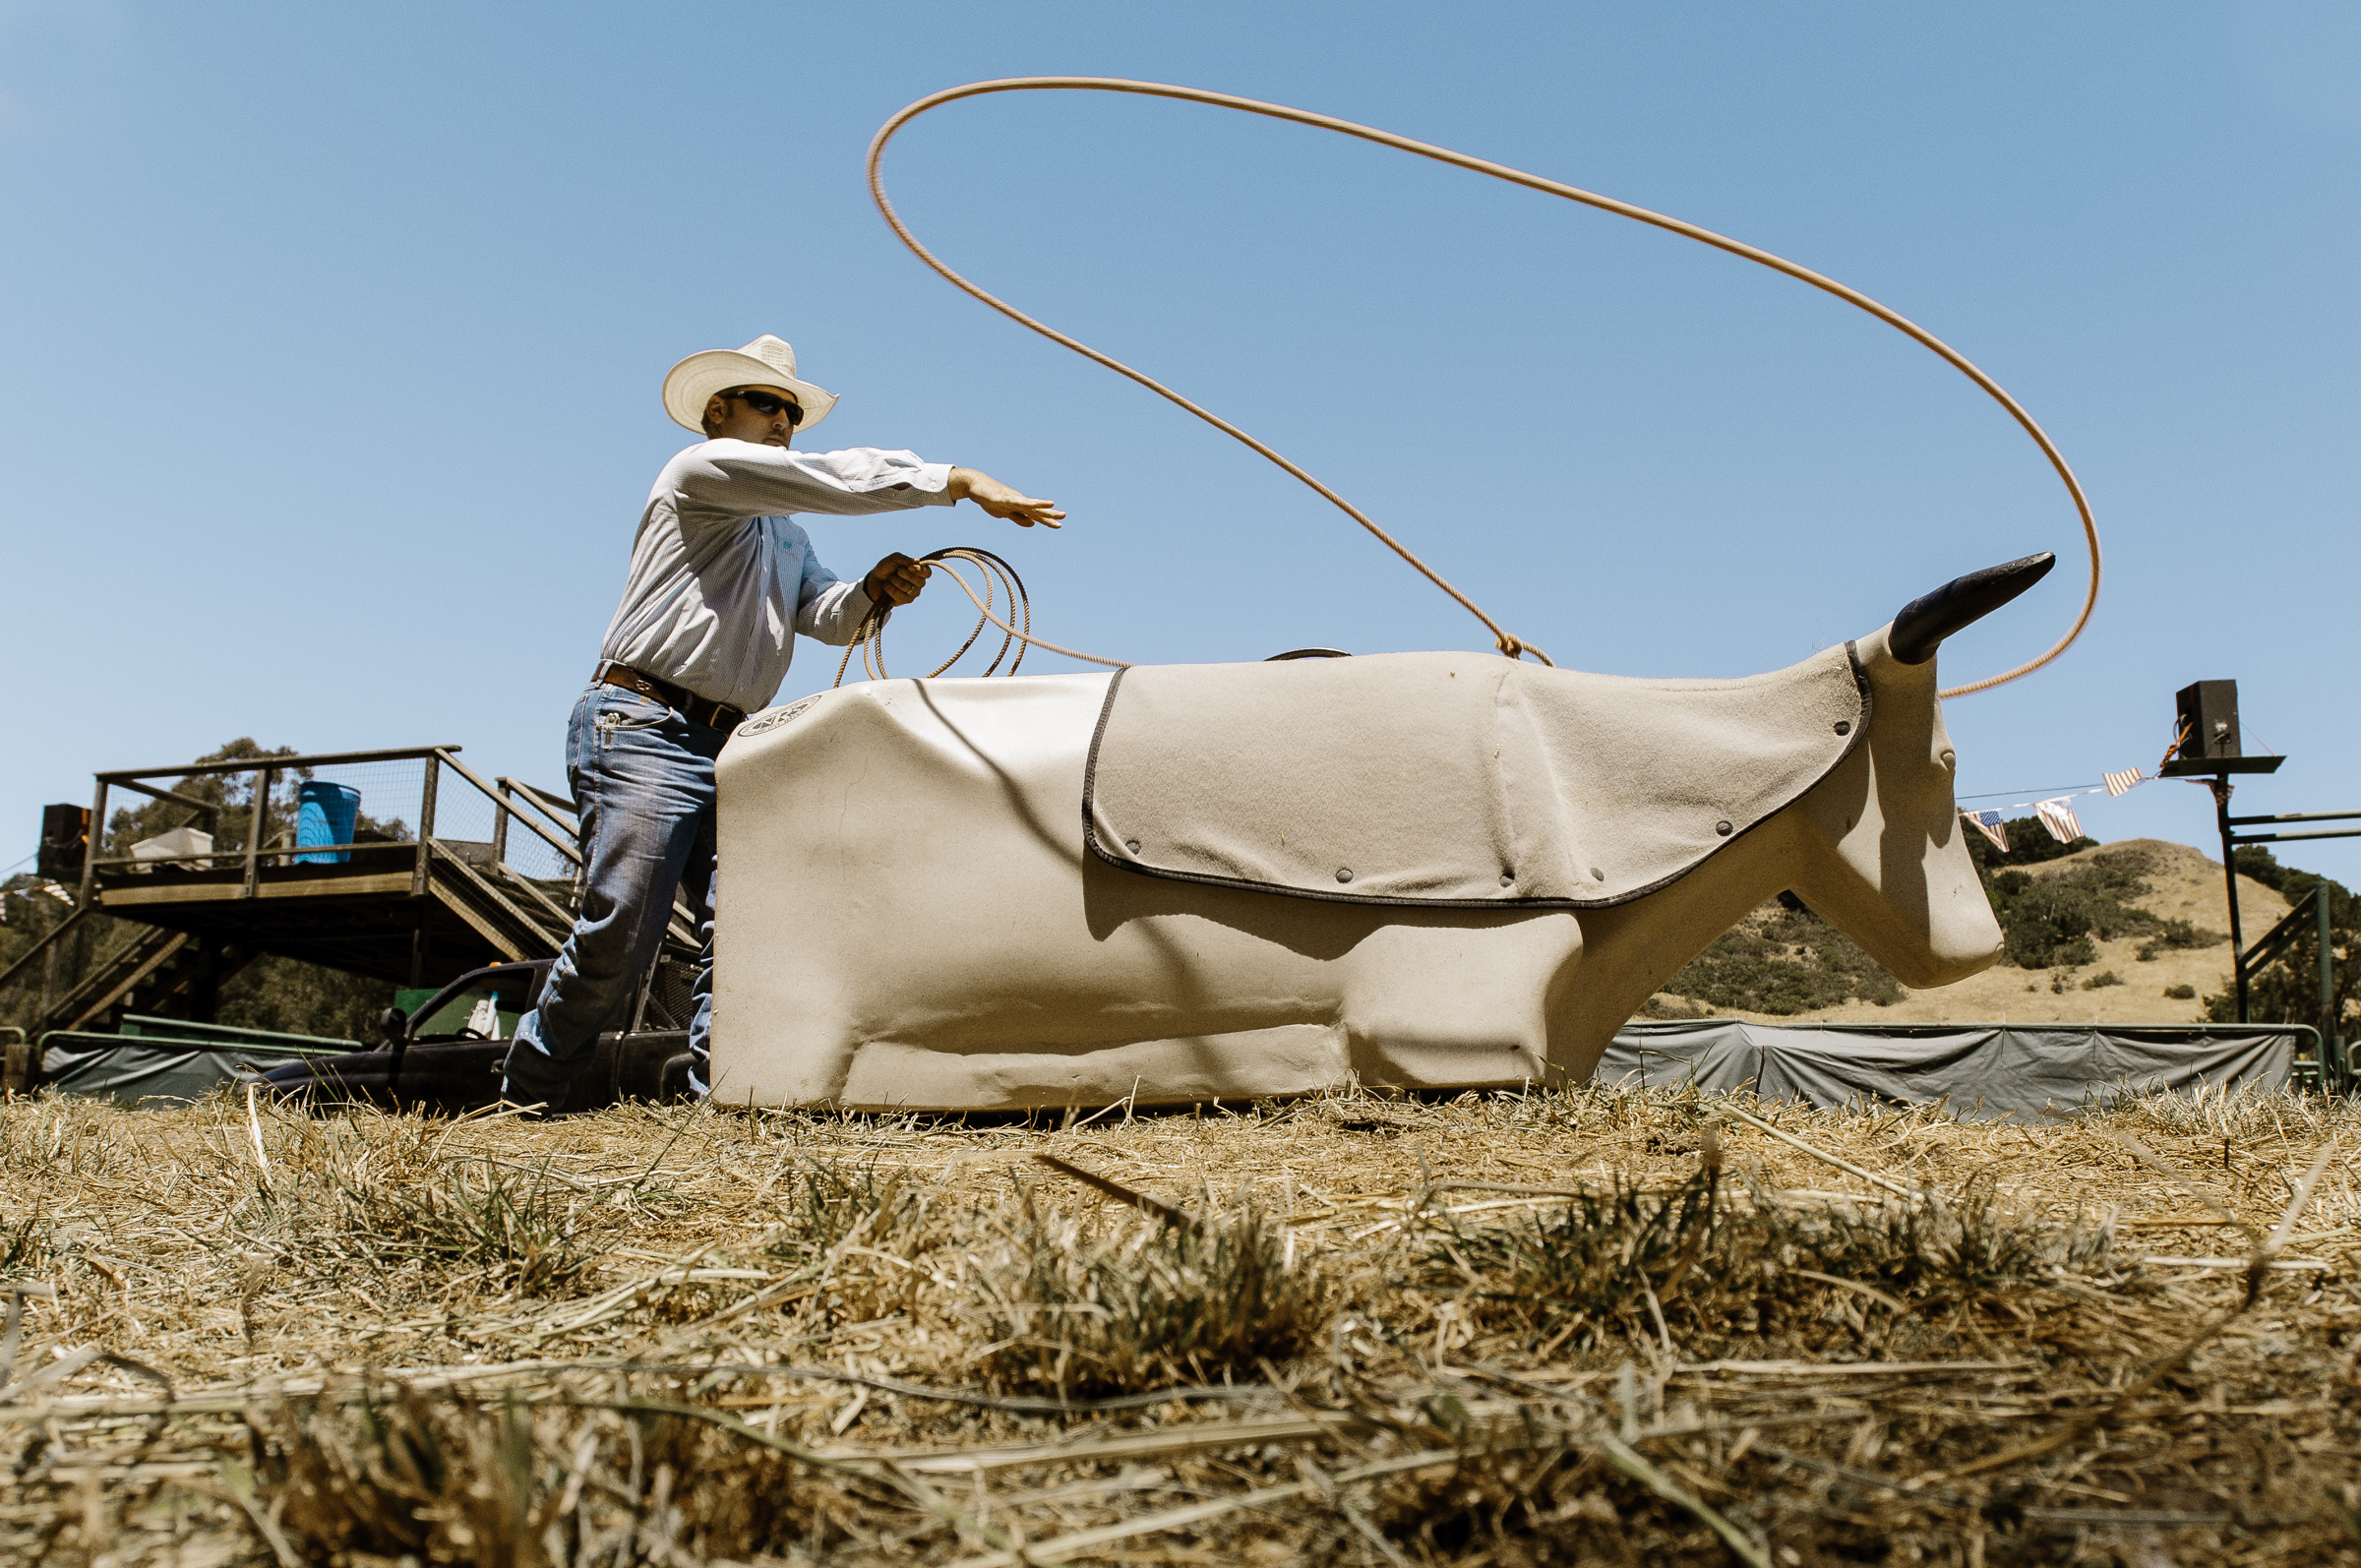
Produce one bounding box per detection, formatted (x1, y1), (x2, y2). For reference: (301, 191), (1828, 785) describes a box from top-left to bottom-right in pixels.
(673, 448), (1062, 528)
(946, 467), (1063, 527)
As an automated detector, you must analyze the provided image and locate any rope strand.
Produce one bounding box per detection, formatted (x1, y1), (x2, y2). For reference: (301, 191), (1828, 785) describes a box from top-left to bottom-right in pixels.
(868, 77), (2099, 697)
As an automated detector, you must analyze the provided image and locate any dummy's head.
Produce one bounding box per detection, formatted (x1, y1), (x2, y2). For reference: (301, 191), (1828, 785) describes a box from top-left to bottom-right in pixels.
(701, 385), (806, 447)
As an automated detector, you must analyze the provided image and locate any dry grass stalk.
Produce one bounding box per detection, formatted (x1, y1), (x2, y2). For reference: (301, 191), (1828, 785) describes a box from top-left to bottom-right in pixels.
(0, 1077), (2353, 1564)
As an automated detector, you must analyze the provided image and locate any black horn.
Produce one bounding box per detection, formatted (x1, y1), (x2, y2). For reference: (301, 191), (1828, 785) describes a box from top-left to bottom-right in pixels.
(1889, 552), (2055, 666)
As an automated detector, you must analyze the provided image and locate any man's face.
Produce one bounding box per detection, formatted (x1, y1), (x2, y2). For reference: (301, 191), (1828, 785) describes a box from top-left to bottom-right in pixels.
(703, 385), (804, 447)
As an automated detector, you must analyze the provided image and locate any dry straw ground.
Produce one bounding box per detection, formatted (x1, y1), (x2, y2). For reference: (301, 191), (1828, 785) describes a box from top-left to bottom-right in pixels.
(1, 1079), (2357, 1566)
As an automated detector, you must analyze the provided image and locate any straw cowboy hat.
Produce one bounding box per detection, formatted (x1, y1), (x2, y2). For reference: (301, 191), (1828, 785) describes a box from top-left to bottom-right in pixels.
(661, 334), (838, 436)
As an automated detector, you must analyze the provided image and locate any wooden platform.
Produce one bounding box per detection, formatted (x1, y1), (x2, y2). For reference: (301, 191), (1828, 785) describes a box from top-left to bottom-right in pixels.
(91, 846), (579, 988)
(5, 744), (699, 1039)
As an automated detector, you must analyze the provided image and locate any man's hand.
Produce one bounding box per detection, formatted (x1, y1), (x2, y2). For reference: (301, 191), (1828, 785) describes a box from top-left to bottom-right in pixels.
(861, 552), (933, 608)
(947, 467), (1064, 527)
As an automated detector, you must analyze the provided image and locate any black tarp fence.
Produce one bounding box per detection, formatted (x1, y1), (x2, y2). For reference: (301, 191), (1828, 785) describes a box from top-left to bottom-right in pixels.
(25, 1018), (2323, 1116)
(1596, 1020), (2312, 1120)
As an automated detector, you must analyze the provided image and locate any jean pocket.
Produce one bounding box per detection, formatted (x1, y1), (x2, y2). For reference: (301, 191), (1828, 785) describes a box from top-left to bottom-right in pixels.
(595, 689), (675, 734)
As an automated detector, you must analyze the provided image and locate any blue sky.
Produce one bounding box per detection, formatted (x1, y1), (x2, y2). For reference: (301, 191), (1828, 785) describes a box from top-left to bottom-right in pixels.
(3, 1), (2356, 886)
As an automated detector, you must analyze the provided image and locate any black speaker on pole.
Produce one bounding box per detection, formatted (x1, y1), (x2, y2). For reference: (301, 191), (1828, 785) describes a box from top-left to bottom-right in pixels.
(2175, 680), (2241, 761)
(36, 804), (90, 884)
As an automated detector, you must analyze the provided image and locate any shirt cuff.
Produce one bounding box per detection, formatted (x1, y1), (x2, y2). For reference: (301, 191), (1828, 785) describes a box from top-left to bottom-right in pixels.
(899, 461), (958, 505)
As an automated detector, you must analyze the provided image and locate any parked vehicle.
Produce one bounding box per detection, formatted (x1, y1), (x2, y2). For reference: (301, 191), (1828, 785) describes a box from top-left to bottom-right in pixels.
(259, 960), (695, 1114)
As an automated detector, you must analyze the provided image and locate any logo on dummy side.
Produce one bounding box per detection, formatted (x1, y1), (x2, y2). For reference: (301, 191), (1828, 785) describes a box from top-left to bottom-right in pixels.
(737, 694), (824, 738)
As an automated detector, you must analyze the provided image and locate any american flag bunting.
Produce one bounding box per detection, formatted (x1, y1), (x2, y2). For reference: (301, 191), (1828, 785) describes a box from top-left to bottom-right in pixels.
(2034, 797), (2084, 844)
(1965, 810), (2009, 854)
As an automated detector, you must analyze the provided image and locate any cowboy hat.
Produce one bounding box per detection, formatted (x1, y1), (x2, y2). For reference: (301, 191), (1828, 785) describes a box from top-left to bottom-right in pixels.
(661, 334), (838, 436)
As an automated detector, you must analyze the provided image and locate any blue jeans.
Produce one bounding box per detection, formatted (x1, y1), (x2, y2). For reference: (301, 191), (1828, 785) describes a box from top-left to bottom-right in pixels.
(504, 683), (723, 1106)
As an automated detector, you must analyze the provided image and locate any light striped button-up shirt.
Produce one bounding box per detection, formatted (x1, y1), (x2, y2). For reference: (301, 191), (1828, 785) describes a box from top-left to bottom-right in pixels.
(598, 439), (957, 714)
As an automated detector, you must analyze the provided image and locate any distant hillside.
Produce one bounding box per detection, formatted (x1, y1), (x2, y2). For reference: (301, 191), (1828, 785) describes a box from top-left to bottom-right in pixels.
(1644, 832), (2331, 1028)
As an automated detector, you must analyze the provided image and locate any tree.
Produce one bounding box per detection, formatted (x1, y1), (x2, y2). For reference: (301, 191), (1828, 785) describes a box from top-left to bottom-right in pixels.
(2204, 847), (2356, 1040)
(212, 956), (397, 1043)
(99, 738), (302, 861)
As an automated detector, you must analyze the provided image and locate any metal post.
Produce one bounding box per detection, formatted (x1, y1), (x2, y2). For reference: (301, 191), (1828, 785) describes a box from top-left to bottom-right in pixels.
(628, 963), (654, 1033)
(2319, 883), (2343, 1092)
(192, 937), (220, 1024)
(77, 780), (106, 907)
(2215, 780), (2248, 1023)
(491, 782), (511, 870)
(70, 779), (103, 1034)
(242, 767), (272, 899)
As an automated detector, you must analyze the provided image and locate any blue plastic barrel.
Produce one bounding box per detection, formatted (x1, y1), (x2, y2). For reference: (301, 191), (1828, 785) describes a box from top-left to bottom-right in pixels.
(295, 782), (362, 865)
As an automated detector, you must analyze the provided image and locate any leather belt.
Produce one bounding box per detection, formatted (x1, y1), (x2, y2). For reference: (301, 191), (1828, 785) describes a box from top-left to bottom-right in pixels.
(594, 662), (747, 735)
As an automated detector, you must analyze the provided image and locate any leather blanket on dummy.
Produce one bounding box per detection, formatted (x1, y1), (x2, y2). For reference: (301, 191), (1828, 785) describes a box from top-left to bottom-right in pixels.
(1085, 645), (1870, 908)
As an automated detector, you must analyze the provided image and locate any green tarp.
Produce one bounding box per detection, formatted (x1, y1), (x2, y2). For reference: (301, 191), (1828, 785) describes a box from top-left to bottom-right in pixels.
(38, 1015), (358, 1107)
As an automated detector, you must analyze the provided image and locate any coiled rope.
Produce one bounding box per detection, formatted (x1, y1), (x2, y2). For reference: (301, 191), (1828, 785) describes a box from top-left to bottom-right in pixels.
(834, 546), (1129, 689)
(868, 77), (2100, 698)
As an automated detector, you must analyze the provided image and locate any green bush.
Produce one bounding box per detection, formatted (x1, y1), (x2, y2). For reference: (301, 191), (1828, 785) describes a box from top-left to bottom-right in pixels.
(2000, 878), (2097, 969)
(2135, 918), (2222, 961)
(2163, 984), (2197, 1000)
(1983, 847), (2219, 970)
(1662, 895), (1903, 1013)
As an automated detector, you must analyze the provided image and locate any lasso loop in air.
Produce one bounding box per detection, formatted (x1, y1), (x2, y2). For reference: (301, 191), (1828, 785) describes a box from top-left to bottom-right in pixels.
(869, 77), (2099, 697)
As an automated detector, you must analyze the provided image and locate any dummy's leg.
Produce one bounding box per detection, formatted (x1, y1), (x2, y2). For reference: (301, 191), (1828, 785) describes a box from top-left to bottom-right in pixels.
(504, 684), (721, 1110)
(682, 818), (717, 1098)
(1333, 914), (1578, 1088)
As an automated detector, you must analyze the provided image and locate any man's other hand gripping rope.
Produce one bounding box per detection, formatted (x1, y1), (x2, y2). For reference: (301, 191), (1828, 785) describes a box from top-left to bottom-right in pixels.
(835, 547), (1129, 690)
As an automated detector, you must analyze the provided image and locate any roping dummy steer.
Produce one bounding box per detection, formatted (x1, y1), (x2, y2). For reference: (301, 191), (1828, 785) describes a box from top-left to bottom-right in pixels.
(711, 554), (2050, 1110)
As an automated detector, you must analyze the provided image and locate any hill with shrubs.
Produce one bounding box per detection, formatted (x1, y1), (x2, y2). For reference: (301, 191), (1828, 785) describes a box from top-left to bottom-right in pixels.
(1648, 814), (2353, 1037)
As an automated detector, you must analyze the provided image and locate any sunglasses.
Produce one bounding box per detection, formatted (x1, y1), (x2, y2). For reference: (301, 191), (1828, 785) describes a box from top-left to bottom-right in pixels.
(722, 388), (804, 425)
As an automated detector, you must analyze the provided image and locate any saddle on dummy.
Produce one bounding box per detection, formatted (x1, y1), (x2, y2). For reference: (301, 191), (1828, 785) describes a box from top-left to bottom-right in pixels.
(1085, 645), (1868, 908)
